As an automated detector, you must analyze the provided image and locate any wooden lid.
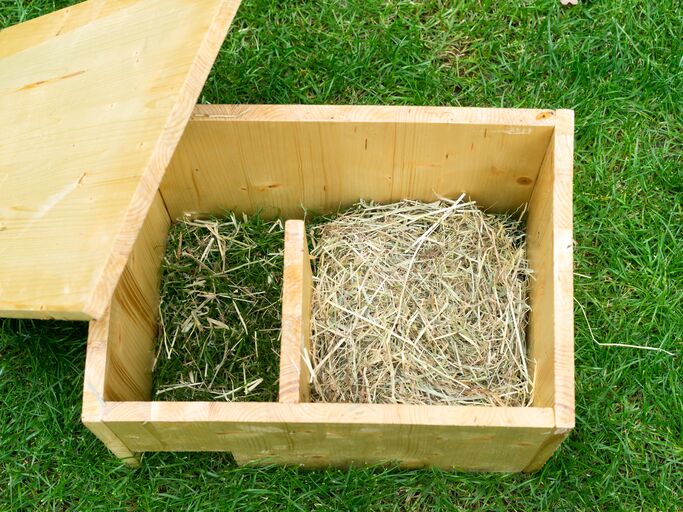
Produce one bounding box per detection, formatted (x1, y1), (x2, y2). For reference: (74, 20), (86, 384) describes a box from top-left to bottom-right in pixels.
(0, 0), (241, 320)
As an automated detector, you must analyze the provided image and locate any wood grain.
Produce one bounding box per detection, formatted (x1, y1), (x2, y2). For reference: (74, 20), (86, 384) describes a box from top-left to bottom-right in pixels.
(522, 428), (571, 472)
(81, 301), (141, 466)
(102, 192), (170, 402)
(278, 221), (313, 403)
(526, 110), (574, 433)
(549, 110), (575, 430)
(0, 0), (242, 320)
(161, 104), (555, 219)
(102, 401), (555, 471)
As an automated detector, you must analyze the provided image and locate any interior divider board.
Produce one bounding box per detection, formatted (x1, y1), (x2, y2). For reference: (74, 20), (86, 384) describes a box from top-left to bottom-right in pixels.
(279, 220), (313, 403)
(160, 105), (556, 219)
(100, 402), (556, 471)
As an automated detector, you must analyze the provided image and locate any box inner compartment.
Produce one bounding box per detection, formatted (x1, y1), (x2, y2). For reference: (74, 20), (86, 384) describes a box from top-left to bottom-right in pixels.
(98, 105), (557, 411)
(152, 214), (286, 402)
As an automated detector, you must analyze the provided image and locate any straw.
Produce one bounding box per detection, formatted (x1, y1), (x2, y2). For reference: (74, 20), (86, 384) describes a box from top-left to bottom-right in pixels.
(308, 197), (533, 406)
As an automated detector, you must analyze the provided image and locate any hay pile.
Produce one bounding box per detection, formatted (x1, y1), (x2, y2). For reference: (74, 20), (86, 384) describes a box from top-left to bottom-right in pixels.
(308, 197), (532, 407)
(153, 213), (284, 402)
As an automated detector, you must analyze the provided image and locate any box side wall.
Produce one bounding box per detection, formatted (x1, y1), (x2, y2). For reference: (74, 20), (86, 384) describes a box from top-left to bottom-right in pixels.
(105, 192), (170, 401)
(526, 142), (556, 408)
(550, 110), (575, 429)
(526, 111), (574, 429)
(101, 402), (555, 471)
(82, 190), (169, 464)
(83, 191), (169, 407)
(82, 307), (140, 465)
(160, 105), (554, 219)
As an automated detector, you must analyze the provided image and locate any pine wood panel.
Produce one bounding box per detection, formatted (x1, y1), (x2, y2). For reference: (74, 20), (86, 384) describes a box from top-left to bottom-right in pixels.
(278, 221), (313, 403)
(160, 105), (555, 219)
(102, 402), (555, 471)
(0, 0), (241, 320)
(522, 430), (571, 473)
(81, 305), (140, 466)
(526, 110), (574, 431)
(102, 192), (170, 402)
(526, 143), (556, 408)
(550, 110), (575, 430)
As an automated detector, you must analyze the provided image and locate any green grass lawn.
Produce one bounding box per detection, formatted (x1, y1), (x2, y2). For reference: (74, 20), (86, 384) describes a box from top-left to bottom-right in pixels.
(1, 0), (681, 509)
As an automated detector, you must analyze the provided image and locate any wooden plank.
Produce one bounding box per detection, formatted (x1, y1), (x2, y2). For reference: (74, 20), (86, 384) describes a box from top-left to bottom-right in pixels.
(102, 192), (170, 401)
(82, 191), (169, 464)
(550, 110), (575, 430)
(160, 105), (555, 219)
(526, 142), (555, 408)
(0, 0), (242, 320)
(102, 402), (555, 471)
(279, 221), (313, 403)
(526, 111), (574, 432)
(0, 1), (137, 58)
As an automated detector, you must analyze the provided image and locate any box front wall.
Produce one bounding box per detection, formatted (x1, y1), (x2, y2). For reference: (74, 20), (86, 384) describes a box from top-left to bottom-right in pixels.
(160, 105), (554, 219)
(101, 402), (555, 472)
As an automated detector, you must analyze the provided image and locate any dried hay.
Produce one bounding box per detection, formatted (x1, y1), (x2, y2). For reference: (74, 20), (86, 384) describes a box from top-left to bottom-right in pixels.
(308, 196), (533, 406)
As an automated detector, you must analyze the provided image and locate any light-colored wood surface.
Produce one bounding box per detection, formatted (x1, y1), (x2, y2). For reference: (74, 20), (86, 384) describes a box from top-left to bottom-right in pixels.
(526, 139), (556, 408)
(161, 104), (555, 219)
(81, 105), (573, 471)
(0, 0), (241, 320)
(279, 221), (313, 403)
(82, 191), (169, 465)
(526, 110), (574, 431)
(101, 402), (555, 471)
(549, 110), (575, 430)
(102, 192), (170, 402)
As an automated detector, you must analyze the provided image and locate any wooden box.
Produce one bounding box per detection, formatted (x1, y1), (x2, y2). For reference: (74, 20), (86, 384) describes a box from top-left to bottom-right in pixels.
(81, 104), (575, 471)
